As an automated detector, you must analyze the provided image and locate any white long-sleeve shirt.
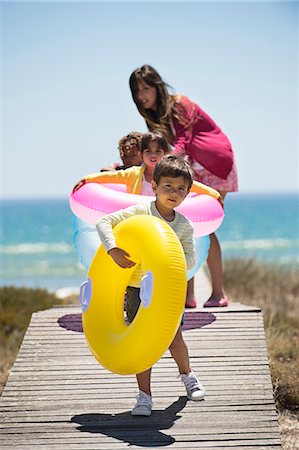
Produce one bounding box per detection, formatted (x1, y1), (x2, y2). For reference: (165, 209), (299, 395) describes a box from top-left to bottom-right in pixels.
(96, 201), (195, 287)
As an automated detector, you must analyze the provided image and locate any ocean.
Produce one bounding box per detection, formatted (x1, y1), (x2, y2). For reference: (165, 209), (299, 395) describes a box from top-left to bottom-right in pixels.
(0, 193), (298, 293)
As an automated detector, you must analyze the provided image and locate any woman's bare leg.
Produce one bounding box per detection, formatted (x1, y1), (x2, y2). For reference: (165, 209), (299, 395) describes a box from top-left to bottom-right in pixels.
(204, 191), (228, 307)
(185, 277), (196, 308)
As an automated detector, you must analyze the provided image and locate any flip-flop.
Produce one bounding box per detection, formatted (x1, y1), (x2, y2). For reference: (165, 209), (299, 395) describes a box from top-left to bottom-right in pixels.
(203, 296), (228, 308)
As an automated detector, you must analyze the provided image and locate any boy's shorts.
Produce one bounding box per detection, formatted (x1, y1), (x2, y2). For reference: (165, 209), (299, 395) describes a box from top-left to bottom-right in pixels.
(125, 286), (185, 325)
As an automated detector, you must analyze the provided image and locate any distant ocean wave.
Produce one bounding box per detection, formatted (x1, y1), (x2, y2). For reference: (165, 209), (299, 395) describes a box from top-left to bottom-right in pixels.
(221, 237), (299, 266)
(1, 262), (81, 277)
(1, 238), (297, 256)
(0, 242), (73, 255)
(222, 238), (299, 251)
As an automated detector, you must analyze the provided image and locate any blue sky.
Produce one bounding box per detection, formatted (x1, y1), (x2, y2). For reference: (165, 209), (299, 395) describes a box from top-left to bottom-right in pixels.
(1, 1), (298, 198)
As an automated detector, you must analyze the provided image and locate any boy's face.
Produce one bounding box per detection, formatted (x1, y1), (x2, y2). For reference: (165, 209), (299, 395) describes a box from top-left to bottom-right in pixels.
(121, 139), (142, 168)
(152, 176), (190, 210)
(142, 141), (166, 169)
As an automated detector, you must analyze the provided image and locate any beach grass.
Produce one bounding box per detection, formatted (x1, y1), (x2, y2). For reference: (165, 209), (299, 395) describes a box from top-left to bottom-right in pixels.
(223, 258), (299, 412)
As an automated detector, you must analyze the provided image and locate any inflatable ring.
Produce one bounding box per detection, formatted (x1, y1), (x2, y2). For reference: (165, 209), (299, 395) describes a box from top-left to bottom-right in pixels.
(79, 215), (187, 375)
(72, 214), (210, 280)
(70, 183), (224, 237)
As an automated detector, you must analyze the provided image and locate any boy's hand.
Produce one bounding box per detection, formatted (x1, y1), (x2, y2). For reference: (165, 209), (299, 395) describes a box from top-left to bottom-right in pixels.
(108, 247), (136, 268)
(72, 179), (86, 193)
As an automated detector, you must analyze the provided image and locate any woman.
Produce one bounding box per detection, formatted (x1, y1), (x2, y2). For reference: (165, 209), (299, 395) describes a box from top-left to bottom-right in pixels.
(129, 65), (238, 308)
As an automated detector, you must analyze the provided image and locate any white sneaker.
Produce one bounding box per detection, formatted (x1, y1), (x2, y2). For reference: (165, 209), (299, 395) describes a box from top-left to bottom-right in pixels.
(180, 372), (205, 401)
(131, 391), (153, 416)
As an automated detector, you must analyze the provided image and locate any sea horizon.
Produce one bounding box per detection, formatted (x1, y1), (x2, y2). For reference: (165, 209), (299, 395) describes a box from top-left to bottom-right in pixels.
(2, 191), (298, 201)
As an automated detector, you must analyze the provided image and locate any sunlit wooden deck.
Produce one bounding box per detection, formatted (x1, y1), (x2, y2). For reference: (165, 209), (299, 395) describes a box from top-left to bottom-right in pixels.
(0, 271), (281, 449)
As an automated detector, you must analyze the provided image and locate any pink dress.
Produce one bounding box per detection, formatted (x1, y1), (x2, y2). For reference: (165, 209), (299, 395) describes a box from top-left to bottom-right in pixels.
(171, 95), (238, 193)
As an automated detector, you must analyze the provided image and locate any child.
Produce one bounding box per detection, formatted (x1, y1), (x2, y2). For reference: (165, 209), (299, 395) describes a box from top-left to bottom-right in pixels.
(73, 132), (222, 308)
(100, 131), (143, 171)
(129, 64), (238, 308)
(96, 155), (205, 416)
(117, 131), (143, 169)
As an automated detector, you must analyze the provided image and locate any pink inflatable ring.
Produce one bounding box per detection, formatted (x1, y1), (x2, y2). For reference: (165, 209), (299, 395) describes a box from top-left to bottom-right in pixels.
(70, 183), (224, 237)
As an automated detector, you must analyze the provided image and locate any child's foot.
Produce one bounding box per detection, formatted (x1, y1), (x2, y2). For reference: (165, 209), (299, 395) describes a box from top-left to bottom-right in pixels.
(185, 297), (197, 308)
(203, 295), (228, 308)
(131, 391), (153, 416)
(180, 372), (205, 401)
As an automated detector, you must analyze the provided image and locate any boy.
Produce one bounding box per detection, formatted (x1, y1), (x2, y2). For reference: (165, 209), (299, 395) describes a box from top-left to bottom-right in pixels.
(100, 131), (144, 171)
(96, 155), (205, 416)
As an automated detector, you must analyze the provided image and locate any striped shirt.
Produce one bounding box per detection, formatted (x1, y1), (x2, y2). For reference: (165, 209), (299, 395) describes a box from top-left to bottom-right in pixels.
(96, 201), (195, 287)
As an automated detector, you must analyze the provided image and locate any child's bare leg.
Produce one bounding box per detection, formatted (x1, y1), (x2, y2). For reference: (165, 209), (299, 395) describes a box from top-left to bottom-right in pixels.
(132, 369), (153, 416)
(136, 369), (152, 396)
(169, 328), (191, 374)
(185, 277), (196, 308)
(170, 328), (205, 400)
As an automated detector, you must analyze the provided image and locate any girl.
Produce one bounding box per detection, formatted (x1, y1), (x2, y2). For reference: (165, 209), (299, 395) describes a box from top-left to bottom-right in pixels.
(129, 65), (238, 308)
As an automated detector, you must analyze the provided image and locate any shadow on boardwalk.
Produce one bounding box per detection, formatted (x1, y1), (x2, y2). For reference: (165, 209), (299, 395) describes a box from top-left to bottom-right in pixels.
(71, 396), (188, 447)
(57, 311), (216, 333)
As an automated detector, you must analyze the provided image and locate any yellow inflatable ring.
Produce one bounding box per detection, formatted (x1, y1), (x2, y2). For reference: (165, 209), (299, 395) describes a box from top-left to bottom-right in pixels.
(79, 215), (187, 375)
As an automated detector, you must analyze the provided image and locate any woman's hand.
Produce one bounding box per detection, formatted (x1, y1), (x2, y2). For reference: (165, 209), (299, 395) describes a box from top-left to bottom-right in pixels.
(72, 179), (86, 193)
(108, 247), (136, 268)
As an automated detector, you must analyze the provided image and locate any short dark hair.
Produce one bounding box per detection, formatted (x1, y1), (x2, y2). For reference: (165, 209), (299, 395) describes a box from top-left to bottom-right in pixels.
(140, 132), (170, 154)
(153, 155), (194, 189)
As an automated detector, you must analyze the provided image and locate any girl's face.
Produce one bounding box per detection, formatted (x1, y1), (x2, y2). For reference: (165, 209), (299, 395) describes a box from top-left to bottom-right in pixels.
(136, 80), (157, 111)
(142, 141), (165, 169)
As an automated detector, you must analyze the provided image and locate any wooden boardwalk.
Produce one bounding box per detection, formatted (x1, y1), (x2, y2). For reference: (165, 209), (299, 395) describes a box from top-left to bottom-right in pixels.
(0, 272), (281, 449)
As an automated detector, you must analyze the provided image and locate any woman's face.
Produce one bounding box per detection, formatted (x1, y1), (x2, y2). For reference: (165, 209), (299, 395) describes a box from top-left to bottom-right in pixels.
(136, 80), (157, 111)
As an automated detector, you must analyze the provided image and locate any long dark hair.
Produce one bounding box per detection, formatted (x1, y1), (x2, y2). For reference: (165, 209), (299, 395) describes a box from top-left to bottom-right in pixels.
(129, 65), (176, 143)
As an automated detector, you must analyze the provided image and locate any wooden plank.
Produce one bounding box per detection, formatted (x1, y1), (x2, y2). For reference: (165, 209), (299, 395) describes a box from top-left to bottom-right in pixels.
(0, 300), (281, 449)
